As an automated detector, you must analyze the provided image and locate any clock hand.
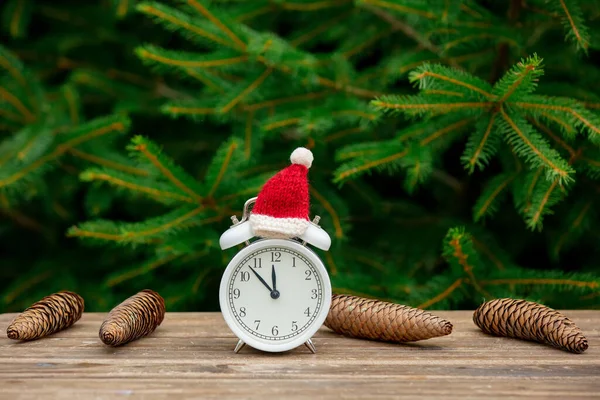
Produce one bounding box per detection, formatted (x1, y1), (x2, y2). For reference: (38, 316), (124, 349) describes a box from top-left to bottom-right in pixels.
(271, 265), (280, 299)
(248, 266), (273, 293)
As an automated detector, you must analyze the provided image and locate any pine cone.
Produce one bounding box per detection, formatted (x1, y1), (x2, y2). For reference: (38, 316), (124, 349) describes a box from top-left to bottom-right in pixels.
(325, 294), (453, 343)
(99, 289), (165, 346)
(6, 291), (84, 341)
(473, 298), (588, 354)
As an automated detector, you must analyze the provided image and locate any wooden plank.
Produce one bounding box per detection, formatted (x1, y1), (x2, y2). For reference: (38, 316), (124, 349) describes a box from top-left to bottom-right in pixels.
(1, 311), (599, 399)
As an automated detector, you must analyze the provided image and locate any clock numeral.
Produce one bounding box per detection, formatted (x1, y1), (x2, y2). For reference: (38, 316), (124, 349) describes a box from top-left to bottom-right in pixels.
(251, 258), (262, 268)
(305, 270), (312, 280)
(304, 307), (311, 317)
(272, 326), (279, 336)
(311, 289), (317, 299)
(254, 320), (261, 330)
(233, 288), (241, 299)
(239, 307), (246, 317)
(291, 321), (298, 331)
(240, 271), (250, 282)
(271, 252), (281, 262)
(292, 257), (296, 267)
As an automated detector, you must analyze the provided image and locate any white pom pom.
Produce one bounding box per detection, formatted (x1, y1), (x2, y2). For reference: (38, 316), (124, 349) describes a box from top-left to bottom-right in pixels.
(290, 147), (313, 168)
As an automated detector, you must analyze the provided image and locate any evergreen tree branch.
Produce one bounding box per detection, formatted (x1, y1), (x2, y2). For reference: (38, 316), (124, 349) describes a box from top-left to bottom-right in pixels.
(131, 137), (203, 202)
(309, 186), (344, 239)
(290, 10), (354, 46)
(279, 0), (351, 11)
(473, 173), (516, 221)
(0, 115), (128, 189)
(243, 91), (328, 111)
(555, 0), (590, 52)
(443, 228), (491, 298)
(137, 2), (236, 48)
(417, 278), (464, 309)
(136, 46), (249, 68)
(529, 119), (577, 158)
(68, 148), (149, 176)
(68, 206), (206, 243)
(0, 45), (27, 85)
(221, 67), (273, 113)
(106, 253), (180, 287)
(187, 0), (247, 50)
(0, 86), (34, 121)
(499, 108), (573, 183)
(373, 96), (492, 116)
(81, 169), (196, 204)
(492, 54), (543, 103)
(462, 112), (499, 172)
(481, 278), (598, 290)
(359, 0), (436, 19)
(513, 96), (600, 143)
(554, 200), (593, 257)
(409, 64), (494, 100)
(527, 178), (561, 230)
(207, 140), (238, 197)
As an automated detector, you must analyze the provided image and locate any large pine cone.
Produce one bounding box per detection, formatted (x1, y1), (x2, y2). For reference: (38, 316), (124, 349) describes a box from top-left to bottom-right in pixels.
(473, 298), (588, 354)
(99, 289), (165, 346)
(325, 294), (453, 343)
(7, 291), (84, 340)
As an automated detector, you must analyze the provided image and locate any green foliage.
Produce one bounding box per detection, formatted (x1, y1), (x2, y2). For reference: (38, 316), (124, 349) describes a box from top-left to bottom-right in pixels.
(1, 0), (599, 313)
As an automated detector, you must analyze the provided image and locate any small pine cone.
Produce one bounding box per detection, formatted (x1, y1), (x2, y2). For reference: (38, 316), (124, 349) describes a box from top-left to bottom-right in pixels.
(324, 294), (453, 343)
(473, 298), (588, 354)
(6, 291), (84, 341)
(99, 289), (165, 346)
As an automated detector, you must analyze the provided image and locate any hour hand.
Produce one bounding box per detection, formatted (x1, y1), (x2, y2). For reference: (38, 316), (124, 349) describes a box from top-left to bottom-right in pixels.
(271, 266), (280, 299)
(248, 266), (273, 293)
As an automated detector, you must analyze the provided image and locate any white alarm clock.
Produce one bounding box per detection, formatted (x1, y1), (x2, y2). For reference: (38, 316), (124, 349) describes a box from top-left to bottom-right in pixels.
(219, 196), (332, 353)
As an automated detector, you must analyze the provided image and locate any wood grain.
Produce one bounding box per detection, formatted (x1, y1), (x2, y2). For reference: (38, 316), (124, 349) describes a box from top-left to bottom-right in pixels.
(1, 311), (598, 399)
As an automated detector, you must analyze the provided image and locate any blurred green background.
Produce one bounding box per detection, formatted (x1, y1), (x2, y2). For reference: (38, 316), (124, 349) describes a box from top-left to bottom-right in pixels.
(1, 0), (599, 313)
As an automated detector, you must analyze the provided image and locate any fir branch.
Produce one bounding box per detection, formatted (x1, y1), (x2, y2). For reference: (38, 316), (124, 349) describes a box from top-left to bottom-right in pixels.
(462, 112), (499, 172)
(290, 10), (354, 46)
(0, 45), (27, 86)
(130, 136), (203, 202)
(526, 177), (562, 230)
(81, 168), (195, 204)
(0, 115), (129, 189)
(514, 95), (600, 143)
(136, 2), (236, 49)
(481, 278), (598, 291)
(279, 0), (351, 11)
(417, 278), (464, 309)
(310, 186), (344, 239)
(553, 199), (593, 258)
(373, 95), (492, 117)
(359, 0), (436, 19)
(553, 0), (590, 52)
(136, 46), (249, 68)
(409, 64), (494, 100)
(0, 86), (34, 121)
(105, 254), (180, 287)
(68, 148), (148, 176)
(492, 54), (543, 103)
(221, 68), (273, 113)
(68, 206), (206, 244)
(207, 140), (238, 197)
(243, 91), (328, 111)
(187, 0), (247, 50)
(473, 173), (516, 222)
(498, 108), (574, 183)
(443, 227), (491, 298)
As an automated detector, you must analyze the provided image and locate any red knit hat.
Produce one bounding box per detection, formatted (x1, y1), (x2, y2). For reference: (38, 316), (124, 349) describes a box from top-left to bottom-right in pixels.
(249, 147), (313, 239)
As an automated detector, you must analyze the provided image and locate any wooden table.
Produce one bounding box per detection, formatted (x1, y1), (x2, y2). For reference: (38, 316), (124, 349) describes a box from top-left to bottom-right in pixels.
(0, 311), (598, 399)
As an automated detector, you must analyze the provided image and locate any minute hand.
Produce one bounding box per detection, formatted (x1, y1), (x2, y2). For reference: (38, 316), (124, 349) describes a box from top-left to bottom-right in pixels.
(248, 267), (273, 293)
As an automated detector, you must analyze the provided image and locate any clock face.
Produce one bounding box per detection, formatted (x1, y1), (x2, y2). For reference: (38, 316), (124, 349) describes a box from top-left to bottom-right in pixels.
(220, 239), (331, 352)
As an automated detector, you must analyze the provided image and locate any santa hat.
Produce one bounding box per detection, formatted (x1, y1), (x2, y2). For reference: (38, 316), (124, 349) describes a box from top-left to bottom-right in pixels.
(249, 147), (313, 239)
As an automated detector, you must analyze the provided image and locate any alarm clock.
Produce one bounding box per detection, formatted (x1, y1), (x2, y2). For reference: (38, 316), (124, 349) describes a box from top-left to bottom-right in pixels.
(218, 148), (332, 353)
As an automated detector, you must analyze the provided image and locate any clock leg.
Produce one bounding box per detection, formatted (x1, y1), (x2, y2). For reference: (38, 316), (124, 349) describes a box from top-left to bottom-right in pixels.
(234, 339), (246, 353)
(304, 338), (316, 354)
